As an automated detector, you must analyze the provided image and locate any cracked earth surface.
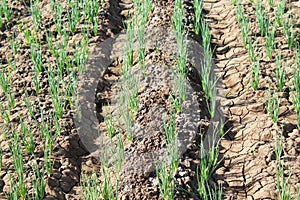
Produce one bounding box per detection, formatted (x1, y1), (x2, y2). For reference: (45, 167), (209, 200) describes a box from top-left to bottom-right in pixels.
(205, 0), (300, 199)
(0, 0), (299, 199)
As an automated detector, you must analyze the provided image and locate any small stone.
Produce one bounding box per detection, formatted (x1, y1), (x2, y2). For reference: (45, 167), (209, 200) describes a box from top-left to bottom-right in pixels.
(182, 176), (191, 184)
(0, 179), (4, 190)
(62, 168), (79, 182)
(43, 195), (57, 200)
(288, 129), (299, 139)
(152, 177), (159, 186)
(252, 188), (272, 199)
(60, 175), (76, 193)
(60, 181), (73, 193)
(266, 163), (276, 176)
(288, 147), (296, 156)
(48, 177), (59, 187)
(52, 171), (62, 179)
(178, 171), (187, 177)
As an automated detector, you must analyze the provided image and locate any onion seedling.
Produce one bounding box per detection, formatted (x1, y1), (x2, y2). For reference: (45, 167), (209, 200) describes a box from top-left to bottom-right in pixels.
(251, 59), (260, 90)
(275, 53), (286, 92)
(194, 0), (203, 35)
(267, 89), (281, 123)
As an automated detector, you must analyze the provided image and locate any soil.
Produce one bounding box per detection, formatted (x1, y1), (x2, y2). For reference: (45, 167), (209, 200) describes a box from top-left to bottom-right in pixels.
(0, 0), (299, 200)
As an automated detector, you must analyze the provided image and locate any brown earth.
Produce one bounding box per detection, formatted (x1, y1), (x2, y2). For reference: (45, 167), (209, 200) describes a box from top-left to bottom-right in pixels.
(0, 0), (299, 199)
(204, 0), (300, 199)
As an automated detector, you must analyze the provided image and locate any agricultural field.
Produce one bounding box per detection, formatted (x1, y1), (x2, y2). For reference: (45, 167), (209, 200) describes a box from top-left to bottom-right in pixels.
(0, 0), (299, 199)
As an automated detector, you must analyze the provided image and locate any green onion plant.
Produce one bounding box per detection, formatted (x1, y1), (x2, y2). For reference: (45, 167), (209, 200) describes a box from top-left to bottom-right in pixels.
(266, 26), (276, 59)
(267, 89), (281, 123)
(20, 117), (35, 155)
(32, 161), (45, 200)
(67, 1), (80, 34)
(81, 172), (102, 199)
(283, 14), (296, 49)
(275, 0), (286, 27)
(275, 53), (286, 92)
(10, 130), (27, 199)
(30, 0), (41, 31)
(104, 110), (116, 139)
(157, 163), (175, 200)
(251, 59), (260, 90)
(255, 3), (269, 37)
(194, 0), (203, 35)
(275, 132), (293, 200)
